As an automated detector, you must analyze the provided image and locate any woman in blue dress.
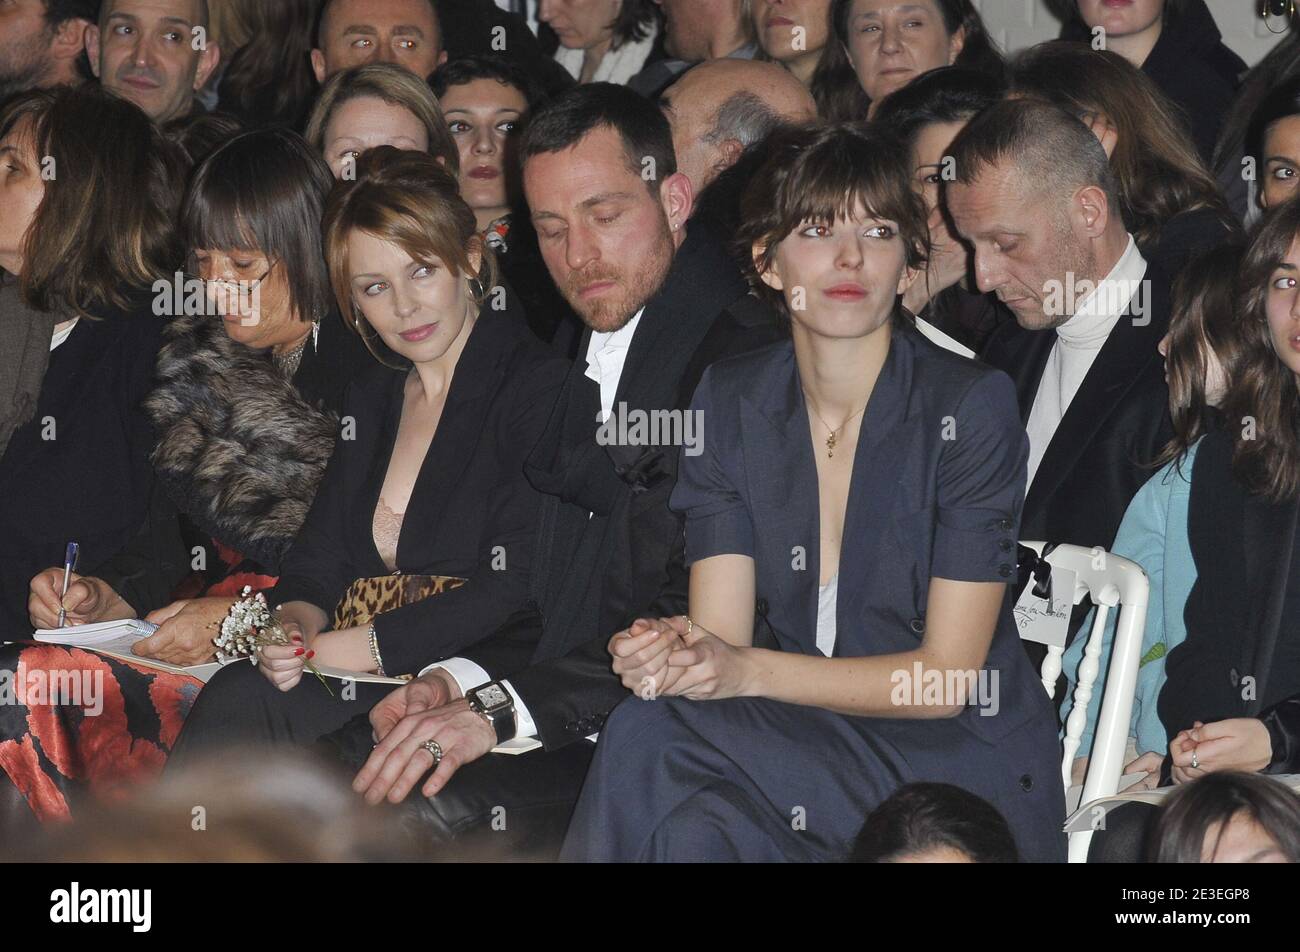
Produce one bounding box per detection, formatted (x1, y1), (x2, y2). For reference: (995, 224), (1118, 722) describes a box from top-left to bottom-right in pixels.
(560, 122), (1067, 863)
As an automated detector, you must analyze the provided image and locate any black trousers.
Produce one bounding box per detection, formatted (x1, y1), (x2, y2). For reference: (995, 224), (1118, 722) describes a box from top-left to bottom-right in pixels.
(169, 661), (593, 860)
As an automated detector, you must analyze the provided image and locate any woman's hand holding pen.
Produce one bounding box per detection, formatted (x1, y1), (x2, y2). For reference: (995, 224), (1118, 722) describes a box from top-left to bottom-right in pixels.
(27, 569), (133, 629)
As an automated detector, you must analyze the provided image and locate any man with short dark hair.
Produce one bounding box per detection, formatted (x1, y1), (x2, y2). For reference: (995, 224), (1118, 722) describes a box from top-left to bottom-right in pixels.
(348, 88), (777, 844)
(946, 98), (1172, 613)
(0, 0), (98, 101)
(311, 0), (446, 83)
(85, 0), (218, 123)
(170, 84), (779, 856)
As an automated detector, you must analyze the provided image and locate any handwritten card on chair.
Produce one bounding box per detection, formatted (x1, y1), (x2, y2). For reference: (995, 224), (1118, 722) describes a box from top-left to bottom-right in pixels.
(1013, 565), (1075, 649)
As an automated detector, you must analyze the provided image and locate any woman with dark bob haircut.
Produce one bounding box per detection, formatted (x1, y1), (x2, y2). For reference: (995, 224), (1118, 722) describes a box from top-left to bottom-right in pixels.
(1149, 772), (1300, 863)
(431, 55), (573, 344)
(561, 123), (1066, 863)
(4, 129), (373, 825)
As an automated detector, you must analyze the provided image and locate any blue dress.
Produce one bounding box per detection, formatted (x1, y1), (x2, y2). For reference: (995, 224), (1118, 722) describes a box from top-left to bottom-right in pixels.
(560, 329), (1067, 862)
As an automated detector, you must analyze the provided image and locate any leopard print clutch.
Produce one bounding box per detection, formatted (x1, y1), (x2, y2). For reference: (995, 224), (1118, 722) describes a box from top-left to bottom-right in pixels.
(331, 574), (467, 631)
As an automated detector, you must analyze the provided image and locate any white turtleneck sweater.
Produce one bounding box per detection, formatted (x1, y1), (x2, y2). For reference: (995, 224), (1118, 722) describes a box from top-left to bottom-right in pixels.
(554, 22), (660, 86)
(1025, 235), (1146, 490)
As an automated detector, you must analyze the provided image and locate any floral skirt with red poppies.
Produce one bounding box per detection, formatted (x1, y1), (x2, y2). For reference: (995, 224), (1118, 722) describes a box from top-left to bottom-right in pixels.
(0, 642), (202, 823)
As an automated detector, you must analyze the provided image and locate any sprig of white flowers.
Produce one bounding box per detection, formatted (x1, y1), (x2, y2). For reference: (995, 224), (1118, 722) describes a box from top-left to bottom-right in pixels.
(216, 586), (333, 696)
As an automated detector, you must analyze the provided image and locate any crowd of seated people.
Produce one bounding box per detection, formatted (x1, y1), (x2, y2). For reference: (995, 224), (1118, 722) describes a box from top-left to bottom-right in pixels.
(1, 0), (1299, 863)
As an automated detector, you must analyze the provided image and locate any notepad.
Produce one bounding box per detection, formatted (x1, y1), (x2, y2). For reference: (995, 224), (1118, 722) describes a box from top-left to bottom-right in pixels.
(25, 619), (226, 680)
(33, 618), (159, 656)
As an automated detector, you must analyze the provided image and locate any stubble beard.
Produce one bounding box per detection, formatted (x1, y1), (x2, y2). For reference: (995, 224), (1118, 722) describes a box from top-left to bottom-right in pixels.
(564, 226), (676, 334)
(1020, 228), (1099, 331)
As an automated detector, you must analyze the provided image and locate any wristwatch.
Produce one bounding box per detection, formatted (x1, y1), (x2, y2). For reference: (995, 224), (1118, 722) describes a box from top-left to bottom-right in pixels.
(467, 681), (517, 745)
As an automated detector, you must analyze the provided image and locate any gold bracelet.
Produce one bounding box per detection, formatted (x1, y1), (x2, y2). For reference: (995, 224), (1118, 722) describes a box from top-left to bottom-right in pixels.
(368, 623), (385, 676)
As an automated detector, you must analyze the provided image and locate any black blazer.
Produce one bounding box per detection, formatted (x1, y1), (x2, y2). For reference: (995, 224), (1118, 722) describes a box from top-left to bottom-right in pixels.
(980, 264), (1173, 556)
(270, 307), (568, 677)
(455, 223), (782, 747)
(0, 297), (163, 631)
(1159, 428), (1300, 773)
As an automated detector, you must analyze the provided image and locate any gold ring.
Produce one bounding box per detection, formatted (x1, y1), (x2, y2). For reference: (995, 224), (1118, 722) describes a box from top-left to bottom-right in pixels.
(684, 616), (693, 636)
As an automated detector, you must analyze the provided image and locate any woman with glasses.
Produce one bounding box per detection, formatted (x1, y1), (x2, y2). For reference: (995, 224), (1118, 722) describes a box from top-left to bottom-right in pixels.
(41, 127), (374, 658)
(3, 129), (372, 825)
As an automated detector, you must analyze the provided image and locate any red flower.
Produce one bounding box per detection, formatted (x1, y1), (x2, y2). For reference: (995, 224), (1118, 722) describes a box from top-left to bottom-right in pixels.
(148, 672), (203, 750)
(20, 646), (167, 804)
(0, 735), (71, 823)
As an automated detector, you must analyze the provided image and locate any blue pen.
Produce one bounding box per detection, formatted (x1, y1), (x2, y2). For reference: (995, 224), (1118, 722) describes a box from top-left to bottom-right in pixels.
(56, 541), (79, 629)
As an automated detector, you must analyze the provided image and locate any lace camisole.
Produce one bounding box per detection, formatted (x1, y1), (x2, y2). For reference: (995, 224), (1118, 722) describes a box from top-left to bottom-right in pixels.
(373, 496), (405, 573)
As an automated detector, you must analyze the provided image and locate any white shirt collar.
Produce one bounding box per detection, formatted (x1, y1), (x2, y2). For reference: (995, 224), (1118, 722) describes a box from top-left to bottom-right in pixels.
(584, 308), (644, 422)
(49, 318), (79, 352)
(1056, 235), (1146, 346)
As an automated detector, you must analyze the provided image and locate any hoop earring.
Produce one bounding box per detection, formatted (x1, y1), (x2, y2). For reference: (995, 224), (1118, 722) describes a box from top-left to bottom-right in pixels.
(468, 277), (485, 300)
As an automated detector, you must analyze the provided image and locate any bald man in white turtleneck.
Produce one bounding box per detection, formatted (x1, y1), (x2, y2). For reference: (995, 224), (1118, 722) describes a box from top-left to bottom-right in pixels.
(948, 98), (1172, 560)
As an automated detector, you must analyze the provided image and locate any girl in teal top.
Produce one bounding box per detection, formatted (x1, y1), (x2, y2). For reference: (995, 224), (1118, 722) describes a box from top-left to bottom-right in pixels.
(1064, 244), (1255, 788)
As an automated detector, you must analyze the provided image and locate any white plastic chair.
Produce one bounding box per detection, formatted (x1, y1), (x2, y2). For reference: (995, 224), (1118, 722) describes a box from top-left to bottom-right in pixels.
(1019, 542), (1149, 863)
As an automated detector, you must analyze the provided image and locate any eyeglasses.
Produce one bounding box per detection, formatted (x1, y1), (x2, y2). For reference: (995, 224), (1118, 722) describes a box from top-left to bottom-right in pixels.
(1261, 0), (1297, 33)
(179, 261), (274, 322)
(182, 261), (275, 294)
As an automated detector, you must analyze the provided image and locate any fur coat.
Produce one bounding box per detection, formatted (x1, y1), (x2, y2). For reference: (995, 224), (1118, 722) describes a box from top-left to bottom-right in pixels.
(143, 312), (339, 572)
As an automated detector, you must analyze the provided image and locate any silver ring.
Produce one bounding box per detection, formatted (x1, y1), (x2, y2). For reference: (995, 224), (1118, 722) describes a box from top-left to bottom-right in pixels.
(422, 739), (443, 765)
(1190, 750), (1199, 770)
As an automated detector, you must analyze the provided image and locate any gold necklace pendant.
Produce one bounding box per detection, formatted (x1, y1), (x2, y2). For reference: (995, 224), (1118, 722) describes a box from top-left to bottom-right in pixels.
(826, 432), (837, 458)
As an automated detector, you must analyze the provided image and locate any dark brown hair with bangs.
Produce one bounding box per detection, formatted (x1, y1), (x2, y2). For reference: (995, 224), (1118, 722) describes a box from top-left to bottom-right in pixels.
(182, 128), (336, 326)
(1152, 243), (1253, 473)
(737, 122), (929, 324)
(0, 85), (185, 318)
(322, 146), (495, 363)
